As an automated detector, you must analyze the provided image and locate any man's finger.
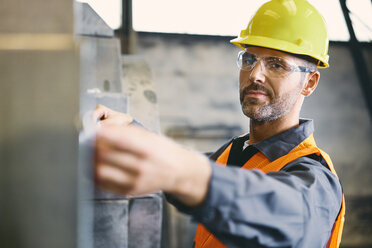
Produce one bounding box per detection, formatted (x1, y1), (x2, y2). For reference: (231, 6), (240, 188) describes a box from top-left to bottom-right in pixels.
(95, 164), (136, 195)
(93, 104), (113, 121)
(96, 125), (154, 158)
(96, 148), (142, 175)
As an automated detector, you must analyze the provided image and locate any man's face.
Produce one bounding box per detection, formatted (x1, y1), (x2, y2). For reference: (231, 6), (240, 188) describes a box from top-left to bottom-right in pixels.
(239, 46), (307, 122)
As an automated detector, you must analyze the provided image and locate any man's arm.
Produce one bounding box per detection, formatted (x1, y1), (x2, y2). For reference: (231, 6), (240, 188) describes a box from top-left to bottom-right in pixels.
(95, 124), (212, 207)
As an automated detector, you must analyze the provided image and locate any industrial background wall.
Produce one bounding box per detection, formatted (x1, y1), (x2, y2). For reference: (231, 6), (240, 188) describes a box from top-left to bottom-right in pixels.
(134, 32), (372, 248)
(1, 1), (371, 246)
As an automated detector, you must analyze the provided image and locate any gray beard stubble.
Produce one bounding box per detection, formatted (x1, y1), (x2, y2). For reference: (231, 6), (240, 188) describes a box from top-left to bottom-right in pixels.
(240, 82), (303, 123)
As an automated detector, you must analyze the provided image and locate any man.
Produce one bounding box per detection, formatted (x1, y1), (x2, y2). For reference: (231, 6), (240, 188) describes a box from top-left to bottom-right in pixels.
(94, 0), (345, 247)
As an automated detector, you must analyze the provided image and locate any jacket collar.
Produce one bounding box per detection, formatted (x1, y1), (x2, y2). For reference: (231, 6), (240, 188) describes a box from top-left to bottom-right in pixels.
(249, 119), (314, 162)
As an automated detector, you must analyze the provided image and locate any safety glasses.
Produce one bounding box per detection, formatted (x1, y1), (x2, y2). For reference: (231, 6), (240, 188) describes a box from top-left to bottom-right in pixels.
(237, 51), (314, 78)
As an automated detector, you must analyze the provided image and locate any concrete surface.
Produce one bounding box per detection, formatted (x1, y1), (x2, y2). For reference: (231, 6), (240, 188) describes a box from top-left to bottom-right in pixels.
(0, 0), (79, 246)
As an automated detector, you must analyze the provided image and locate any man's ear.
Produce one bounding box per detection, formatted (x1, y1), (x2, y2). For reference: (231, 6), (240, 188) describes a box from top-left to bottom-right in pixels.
(302, 71), (320, 97)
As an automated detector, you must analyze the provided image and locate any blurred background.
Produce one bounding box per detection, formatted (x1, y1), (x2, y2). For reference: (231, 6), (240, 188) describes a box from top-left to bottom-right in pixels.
(1, 0), (371, 247)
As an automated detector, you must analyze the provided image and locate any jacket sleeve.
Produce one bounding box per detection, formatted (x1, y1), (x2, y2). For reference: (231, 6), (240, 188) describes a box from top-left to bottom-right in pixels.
(166, 156), (343, 247)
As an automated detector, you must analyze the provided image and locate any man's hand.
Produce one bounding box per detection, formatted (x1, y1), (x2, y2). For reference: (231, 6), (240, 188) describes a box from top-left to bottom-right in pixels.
(93, 104), (133, 127)
(94, 125), (212, 207)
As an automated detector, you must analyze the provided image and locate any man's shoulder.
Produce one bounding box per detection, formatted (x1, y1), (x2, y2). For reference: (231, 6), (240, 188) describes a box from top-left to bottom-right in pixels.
(280, 153), (338, 183)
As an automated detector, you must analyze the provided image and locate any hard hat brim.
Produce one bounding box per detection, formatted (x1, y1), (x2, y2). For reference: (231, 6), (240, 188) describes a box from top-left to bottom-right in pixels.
(230, 35), (329, 69)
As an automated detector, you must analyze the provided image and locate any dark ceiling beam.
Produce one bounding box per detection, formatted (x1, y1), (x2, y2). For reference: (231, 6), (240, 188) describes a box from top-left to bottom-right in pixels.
(339, 0), (372, 121)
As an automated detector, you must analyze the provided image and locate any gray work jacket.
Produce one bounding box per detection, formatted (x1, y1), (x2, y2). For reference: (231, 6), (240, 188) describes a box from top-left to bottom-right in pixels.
(167, 119), (343, 248)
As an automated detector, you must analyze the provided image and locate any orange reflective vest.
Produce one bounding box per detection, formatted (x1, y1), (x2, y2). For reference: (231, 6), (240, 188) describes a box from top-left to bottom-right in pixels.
(194, 134), (345, 248)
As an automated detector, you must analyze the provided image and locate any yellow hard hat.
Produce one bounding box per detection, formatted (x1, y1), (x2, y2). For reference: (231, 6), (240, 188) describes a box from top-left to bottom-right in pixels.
(231, 0), (329, 68)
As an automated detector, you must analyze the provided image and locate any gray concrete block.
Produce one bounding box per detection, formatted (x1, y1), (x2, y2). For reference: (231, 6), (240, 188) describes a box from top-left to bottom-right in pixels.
(80, 92), (129, 117)
(0, 49), (79, 247)
(74, 2), (114, 37)
(129, 194), (163, 248)
(0, 0), (73, 33)
(79, 37), (123, 94)
(94, 200), (129, 248)
(78, 93), (130, 247)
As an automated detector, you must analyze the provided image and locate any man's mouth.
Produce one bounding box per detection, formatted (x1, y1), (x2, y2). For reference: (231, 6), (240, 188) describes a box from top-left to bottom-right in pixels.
(240, 84), (272, 103)
(246, 90), (268, 96)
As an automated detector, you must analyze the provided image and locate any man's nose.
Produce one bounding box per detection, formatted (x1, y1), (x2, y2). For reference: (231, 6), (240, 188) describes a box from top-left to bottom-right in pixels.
(249, 60), (266, 83)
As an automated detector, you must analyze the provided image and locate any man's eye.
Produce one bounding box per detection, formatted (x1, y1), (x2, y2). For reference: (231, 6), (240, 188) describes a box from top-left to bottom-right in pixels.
(243, 58), (255, 65)
(271, 63), (284, 69)
(242, 54), (256, 65)
(267, 60), (287, 70)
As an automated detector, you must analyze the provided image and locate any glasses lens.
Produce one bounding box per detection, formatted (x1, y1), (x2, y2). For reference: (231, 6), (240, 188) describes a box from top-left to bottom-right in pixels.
(237, 51), (309, 77)
(263, 57), (293, 76)
(237, 51), (256, 71)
